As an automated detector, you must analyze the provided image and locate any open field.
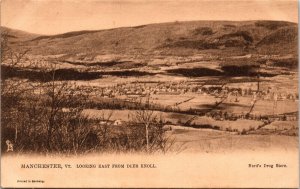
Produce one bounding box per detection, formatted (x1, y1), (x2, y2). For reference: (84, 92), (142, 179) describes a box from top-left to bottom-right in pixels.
(168, 125), (298, 153)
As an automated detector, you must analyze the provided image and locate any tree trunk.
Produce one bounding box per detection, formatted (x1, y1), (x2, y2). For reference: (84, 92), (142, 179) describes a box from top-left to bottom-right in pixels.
(257, 74), (260, 92)
(145, 124), (149, 152)
(47, 116), (54, 151)
(14, 125), (18, 144)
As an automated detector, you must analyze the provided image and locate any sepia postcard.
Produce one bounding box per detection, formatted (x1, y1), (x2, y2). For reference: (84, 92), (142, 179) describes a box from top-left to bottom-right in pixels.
(0, 0), (299, 188)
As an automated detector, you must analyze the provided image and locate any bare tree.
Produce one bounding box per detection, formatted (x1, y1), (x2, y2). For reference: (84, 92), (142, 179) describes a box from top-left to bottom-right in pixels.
(1, 31), (32, 151)
(128, 97), (173, 153)
(97, 110), (114, 148)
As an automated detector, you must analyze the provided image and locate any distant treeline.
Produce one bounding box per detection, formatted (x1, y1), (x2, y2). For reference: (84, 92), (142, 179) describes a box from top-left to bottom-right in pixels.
(268, 58), (298, 69)
(168, 65), (278, 77)
(167, 67), (223, 77)
(1, 65), (101, 82)
(1, 65), (154, 82)
(85, 97), (199, 115)
(63, 60), (144, 69)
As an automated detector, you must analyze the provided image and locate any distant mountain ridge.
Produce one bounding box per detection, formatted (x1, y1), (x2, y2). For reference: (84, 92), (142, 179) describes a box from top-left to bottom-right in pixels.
(3, 20), (298, 56)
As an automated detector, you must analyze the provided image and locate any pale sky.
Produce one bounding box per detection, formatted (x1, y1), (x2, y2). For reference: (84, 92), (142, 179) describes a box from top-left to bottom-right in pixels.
(1, 0), (298, 35)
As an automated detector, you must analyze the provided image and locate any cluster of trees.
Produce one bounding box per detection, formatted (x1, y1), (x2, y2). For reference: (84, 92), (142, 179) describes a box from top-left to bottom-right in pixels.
(1, 33), (172, 155)
(220, 61), (260, 76)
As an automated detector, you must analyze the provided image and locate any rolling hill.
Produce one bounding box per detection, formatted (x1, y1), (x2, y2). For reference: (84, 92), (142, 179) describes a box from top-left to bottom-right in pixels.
(1, 26), (40, 43)
(4, 20), (298, 57)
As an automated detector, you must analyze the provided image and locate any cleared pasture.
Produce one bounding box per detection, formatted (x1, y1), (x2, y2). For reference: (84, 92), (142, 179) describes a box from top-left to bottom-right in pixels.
(191, 117), (263, 131)
(169, 126), (298, 153)
(83, 109), (264, 132)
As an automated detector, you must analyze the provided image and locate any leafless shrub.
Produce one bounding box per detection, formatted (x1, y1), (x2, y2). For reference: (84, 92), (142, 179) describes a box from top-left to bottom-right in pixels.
(127, 97), (175, 154)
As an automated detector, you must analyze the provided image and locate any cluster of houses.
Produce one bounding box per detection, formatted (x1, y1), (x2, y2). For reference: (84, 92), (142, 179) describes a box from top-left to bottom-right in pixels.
(215, 87), (298, 102)
(90, 82), (195, 97)
(75, 81), (298, 126)
(84, 82), (298, 103)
